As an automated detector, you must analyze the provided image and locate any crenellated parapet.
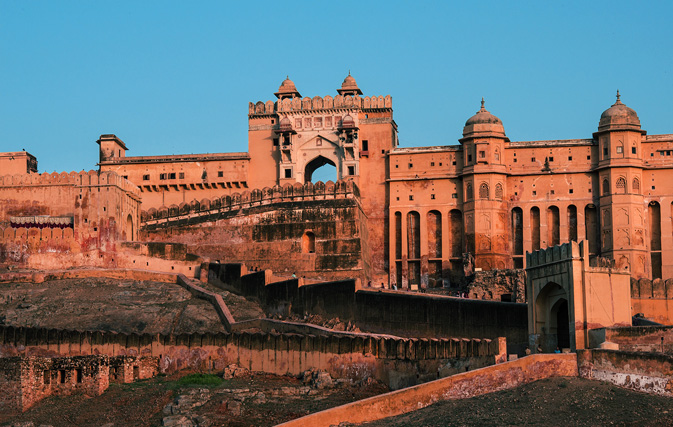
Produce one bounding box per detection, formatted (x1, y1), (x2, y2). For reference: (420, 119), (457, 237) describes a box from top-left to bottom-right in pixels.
(141, 179), (360, 225)
(0, 170), (141, 199)
(249, 94), (392, 115)
(525, 241), (581, 269)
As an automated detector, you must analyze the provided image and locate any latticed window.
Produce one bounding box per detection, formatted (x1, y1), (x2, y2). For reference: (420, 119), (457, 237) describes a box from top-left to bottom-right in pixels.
(495, 183), (503, 199)
(616, 177), (626, 192)
(479, 183), (489, 199)
(633, 178), (640, 191)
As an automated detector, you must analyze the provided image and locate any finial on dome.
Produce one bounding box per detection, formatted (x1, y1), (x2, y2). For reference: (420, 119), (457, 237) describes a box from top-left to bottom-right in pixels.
(481, 97), (485, 109)
(616, 90), (621, 103)
(348, 70), (351, 76)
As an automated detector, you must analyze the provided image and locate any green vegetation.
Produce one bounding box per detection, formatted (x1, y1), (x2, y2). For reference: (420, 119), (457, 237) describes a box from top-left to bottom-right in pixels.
(176, 373), (223, 386)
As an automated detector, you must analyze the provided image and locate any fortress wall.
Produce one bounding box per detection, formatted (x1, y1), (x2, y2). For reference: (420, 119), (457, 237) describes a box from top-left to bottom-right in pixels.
(142, 183), (366, 281)
(0, 230), (201, 277)
(207, 263), (527, 354)
(278, 353), (577, 427)
(578, 349), (673, 396)
(631, 278), (673, 324)
(0, 325), (505, 390)
(589, 326), (673, 353)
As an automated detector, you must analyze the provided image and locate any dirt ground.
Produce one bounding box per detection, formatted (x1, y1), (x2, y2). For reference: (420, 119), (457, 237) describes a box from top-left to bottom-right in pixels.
(360, 377), (673, 427)
(0, 370), (389, 427)
(0, 277), (264, 334)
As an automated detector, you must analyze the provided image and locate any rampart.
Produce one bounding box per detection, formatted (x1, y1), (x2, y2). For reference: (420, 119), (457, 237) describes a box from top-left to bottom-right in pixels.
(208, 263), (529, 354)
(0, 325), (505, 390)
(142, 181), (370, 282)
(630, 277), (673, 324)
(578, 349), (673, 396)
(588, 325), (673, 353)
(0, 355), (157, 414)
(278, 353), (578, 427)
(249, 94), (392, 116)
(0, 170), (143, 269)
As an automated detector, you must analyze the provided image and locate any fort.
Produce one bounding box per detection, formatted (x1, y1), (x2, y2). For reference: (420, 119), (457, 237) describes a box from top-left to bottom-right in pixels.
(1, 75), (673, 423)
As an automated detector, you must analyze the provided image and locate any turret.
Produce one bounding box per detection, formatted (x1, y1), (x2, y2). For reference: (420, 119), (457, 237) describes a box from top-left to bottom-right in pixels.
(97, 134), (128, 163)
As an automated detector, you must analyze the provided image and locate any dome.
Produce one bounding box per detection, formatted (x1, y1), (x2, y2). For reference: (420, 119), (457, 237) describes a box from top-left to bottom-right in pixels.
(598, 91), (641, 131)
(337, 71), (363, 95)
(462, 99), (506, 137)
(274, 76), (301, 99)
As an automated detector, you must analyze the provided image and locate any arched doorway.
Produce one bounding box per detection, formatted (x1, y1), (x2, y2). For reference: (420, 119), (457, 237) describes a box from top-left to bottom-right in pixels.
(305, 155), (336, 183)
(553, 299), (570, 349)
(535, 282), (570, 351)
(126, 214), (134, 241)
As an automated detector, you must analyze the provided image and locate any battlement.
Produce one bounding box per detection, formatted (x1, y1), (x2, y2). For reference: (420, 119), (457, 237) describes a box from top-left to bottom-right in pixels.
(141, 179), (360, 225)
(249, 94), (392, 115)
(0, 170), (141, 199)
(525, 240), (582, 268)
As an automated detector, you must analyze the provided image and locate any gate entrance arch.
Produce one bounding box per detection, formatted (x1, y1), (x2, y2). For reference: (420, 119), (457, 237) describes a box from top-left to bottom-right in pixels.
(305, 155), (336, 183)
(526, 240), (631, 352)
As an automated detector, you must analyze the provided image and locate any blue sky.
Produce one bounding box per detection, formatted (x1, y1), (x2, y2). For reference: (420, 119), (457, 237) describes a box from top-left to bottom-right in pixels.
(1, 1), (672, 174)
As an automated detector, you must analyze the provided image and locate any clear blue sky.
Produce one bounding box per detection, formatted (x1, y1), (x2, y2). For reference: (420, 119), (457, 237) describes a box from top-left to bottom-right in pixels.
(1, 1), (672, 174)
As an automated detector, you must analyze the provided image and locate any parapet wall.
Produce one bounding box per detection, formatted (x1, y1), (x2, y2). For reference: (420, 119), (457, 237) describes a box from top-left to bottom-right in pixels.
(630, 277), (673, 324)
(0, 170), (140, 200)
(589, 325), (673, 352)
(278, 353), (578, 427)
(208, 263), (528, 354)
(0, 325), (505, 390)
(141, 179), (360, 226)
(142, 183), (368, 282)
(249, 94), (392, 115)
(578, 349), (673, 396)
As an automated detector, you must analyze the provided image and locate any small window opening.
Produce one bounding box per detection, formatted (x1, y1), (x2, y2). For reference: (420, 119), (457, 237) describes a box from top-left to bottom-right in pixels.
(179, 172), (184, 179)
(362, 140), (369, 151)
(431, 194), (435, 199)
(302, 231), (316, 253)
(284, 169), (292, 178)
(218, 171), (224, 178)
(142, 174), (150, 180)
(348, 166), (355, 175)
(76, 368), (83, 383)
(59, 370), (66, 383)
(273, 138), (279, 146)
(409, 195), (414, 201)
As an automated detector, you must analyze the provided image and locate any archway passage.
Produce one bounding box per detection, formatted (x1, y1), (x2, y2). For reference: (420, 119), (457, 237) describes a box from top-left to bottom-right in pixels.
(554, 299), (570, 349)
(535, 282), (570, 351)
(305, 155), (336, 183)
(126, 214), (134, 241)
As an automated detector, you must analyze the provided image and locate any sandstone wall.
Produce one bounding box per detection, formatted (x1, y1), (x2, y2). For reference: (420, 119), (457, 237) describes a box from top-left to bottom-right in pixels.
(0, 355), (156, 415)
(578, 349), (673, 396)
(207, 264), (528, 354)
(142, 181), (369, 282)
(631, 277), (673, 324)
(589, 325), (673, 353)
(278, 353), (578, 427)
(0, 325), (505, 390)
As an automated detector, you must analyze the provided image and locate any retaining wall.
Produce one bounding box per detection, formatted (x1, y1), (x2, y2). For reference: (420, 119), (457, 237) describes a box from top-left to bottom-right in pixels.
(0, 325), (505, 390)
(578, 349), (673, 396)
(278, 353), (578, 427)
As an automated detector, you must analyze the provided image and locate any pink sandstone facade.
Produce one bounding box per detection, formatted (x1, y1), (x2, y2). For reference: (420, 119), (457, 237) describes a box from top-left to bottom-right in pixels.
(96, 78), (673, 288)
(3, 76), (673, 289)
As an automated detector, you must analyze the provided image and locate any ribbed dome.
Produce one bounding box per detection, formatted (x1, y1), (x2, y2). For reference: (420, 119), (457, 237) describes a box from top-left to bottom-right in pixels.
(598, 91), (641, 131)
(337, 72), (363, 95)
(274, 76), (301, 99)
(463, 99), (506, 137)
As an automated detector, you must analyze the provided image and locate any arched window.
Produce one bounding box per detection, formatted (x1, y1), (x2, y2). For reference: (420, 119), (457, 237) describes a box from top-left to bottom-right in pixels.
(602, 179), (609, 195)
(616, 177), (626, 193)
(632, 177), (640, 192)
(495, 183), (503, 200)
(479, 183), (489, 199)
(494, 148), (500, 162)
(466, 183), (473, 200)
